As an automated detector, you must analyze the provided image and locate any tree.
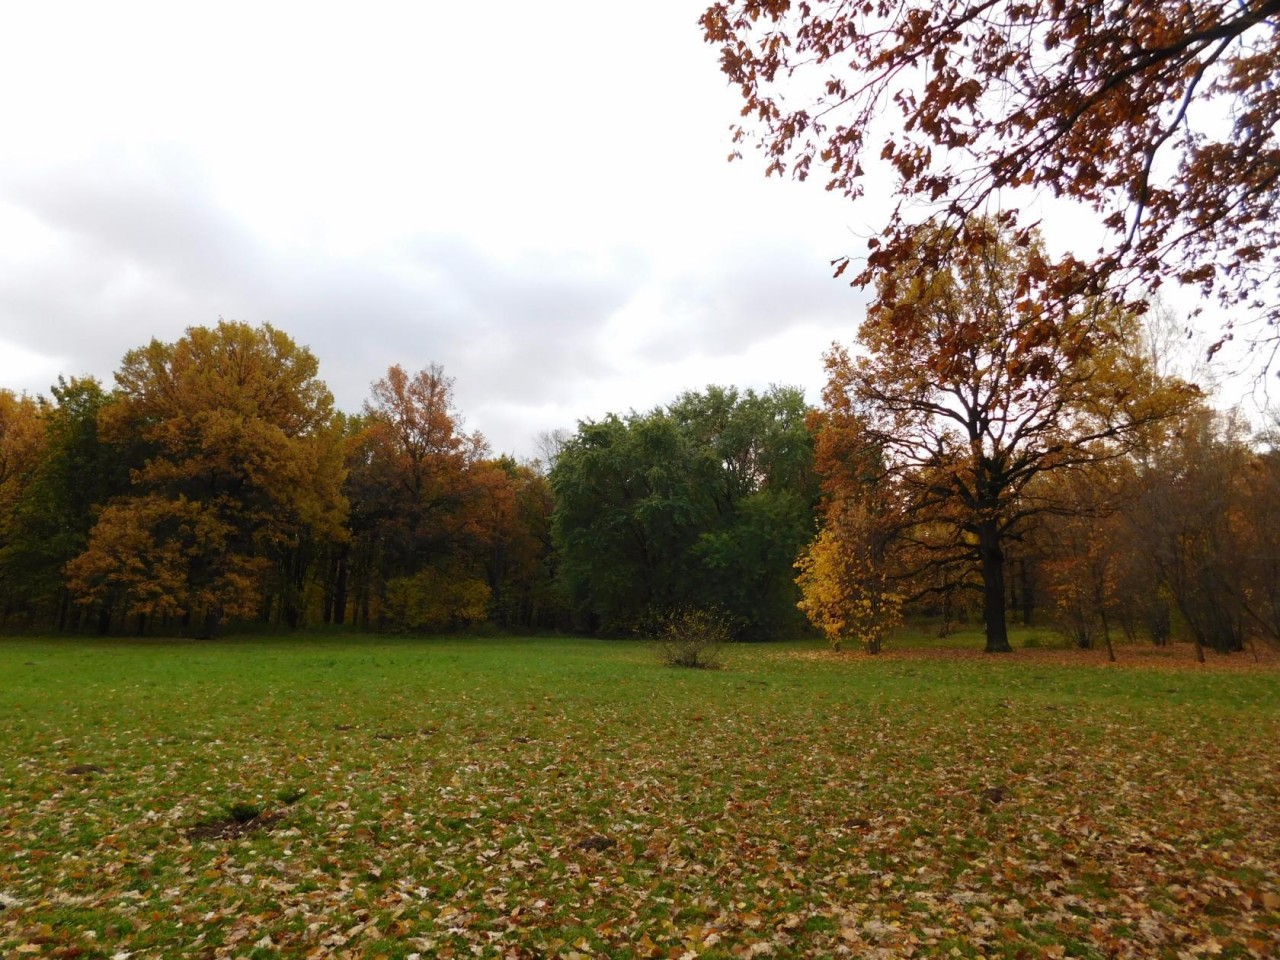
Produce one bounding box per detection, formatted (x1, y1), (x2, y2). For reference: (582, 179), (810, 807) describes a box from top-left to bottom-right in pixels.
(1130, 405), (1254, 659)
(0, 390), (47, 622)
(551, 386), (816, 637)
(2, 378), (130, 628)
(65, 321), (346, 633)
(1035, 465), (1130, 661)
(702, 0), (1280, 358)
(811, 219), (1193, 652)
(796, 498), (901, 653)
(344, 364), (507, 631)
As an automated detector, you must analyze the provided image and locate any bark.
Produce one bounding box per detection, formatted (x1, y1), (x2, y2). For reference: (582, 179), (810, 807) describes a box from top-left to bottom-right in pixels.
(979, 520), (1012, 653)
(333, 546), (349, 626)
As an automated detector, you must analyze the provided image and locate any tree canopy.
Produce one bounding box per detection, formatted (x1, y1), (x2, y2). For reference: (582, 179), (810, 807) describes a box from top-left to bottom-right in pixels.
(551, 385), (816, 638)
(702, 0), (1280, 356)
(799, 219), (1195, 652)
(65, 321), (347, 633)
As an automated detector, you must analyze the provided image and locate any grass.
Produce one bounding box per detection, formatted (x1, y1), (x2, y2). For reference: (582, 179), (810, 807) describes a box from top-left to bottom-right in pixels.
(1, 633), (1278, 958)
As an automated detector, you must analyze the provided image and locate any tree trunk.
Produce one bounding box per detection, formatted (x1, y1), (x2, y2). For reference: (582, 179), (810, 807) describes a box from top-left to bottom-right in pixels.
(334, 546), (349, 626)
(1099, 606), (1116, 663)
(201, 606), (223, 640)
(979, 520), (1012, 653)
(1019, 558), (1034, 625)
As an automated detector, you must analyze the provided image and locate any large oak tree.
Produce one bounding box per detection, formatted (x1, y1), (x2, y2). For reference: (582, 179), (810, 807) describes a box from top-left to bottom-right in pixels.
(805, 220), (1194, 652)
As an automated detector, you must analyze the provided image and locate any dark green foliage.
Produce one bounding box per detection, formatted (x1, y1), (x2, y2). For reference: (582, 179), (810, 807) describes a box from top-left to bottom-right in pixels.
(2, 377), (129, 628)
(551, 386), (816, 637)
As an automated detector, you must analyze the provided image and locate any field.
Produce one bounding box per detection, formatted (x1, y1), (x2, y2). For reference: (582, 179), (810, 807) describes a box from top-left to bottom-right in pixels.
(1, 634), (1278, 959)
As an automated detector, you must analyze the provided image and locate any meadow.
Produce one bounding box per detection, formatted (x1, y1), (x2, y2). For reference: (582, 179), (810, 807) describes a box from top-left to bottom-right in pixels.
(1, 633), (1277, 959)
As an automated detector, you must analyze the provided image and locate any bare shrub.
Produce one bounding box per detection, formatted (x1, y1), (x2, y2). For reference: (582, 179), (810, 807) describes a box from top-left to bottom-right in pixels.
(653, 607), (732, 669)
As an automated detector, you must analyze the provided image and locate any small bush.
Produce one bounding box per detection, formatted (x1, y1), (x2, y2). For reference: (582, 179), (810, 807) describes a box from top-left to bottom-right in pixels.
(654, 607), (732, 669)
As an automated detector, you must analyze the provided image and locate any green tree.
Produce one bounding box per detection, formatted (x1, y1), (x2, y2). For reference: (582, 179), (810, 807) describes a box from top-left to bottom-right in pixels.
(3, 378), (129, 628)
(551, 386), (815, 637)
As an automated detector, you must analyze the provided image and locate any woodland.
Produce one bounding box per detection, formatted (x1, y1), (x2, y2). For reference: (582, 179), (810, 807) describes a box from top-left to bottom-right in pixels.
(0, 280), (1276, 661)
(3, 0), (1280, 659)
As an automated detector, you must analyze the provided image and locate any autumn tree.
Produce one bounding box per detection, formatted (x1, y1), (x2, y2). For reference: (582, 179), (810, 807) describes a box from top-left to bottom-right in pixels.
(345, 364), (508, 632)
(703, 0), (1280, 359)
(66, 322), (347, 634)
(811, 220), (1193, 653)
(481, 456), (561, 631)
(0, 390), (46, 622)
(1127, 405), (1257, 659)
(1034, 465), (1133, 661)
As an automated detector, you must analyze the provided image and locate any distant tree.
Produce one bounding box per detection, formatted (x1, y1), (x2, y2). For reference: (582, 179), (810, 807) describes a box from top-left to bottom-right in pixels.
(0, 390), (47, 622)
(551, 410), (696, 632)
(1036, 465), (1130, 661)
(482, 456), (561, 630)
(1130, 406), (1254, 659)
(533, 427), (573, 475)
(552, 386), (815, 638)
(345, 364), (515, 631)
(65, 321), (346, 634)
(3, 378), (129, 628)
(807, 219), (1195, 653)
(1239, 421), (1280, 644)
(703, 0), (1280, 361)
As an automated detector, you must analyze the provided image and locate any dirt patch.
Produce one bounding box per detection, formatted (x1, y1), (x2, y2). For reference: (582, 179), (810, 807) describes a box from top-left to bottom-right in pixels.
(576, 834), (615, 852)
(185, 811), (284, 842)
(64, 764), (106, 776)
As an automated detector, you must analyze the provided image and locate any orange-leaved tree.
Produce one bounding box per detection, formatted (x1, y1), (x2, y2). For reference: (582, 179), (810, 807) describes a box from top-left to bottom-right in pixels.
(0, 390), (47, 620)
(703, 0), (1280, 360)
(66, 321), (346, 634)
(346, 364), (507, 631)
(810, 219), (1195, 653)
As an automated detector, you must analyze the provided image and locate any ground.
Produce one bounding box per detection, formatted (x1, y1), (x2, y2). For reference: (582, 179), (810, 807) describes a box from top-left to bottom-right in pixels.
(1, 633), (1277, 958)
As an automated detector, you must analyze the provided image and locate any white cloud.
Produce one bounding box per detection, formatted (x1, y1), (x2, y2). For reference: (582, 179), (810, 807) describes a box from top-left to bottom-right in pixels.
(0, 1), (960, 455)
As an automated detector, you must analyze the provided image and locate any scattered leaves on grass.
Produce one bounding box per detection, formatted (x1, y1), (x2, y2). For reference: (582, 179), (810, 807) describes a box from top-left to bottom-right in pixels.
(2, 635), (1278, 959)
(63, 764), (106, 777)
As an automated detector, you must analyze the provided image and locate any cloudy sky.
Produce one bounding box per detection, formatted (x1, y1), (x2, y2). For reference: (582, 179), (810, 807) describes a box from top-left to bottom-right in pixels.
(0, 1), (891, 456)
(1, 2), (1253, 457)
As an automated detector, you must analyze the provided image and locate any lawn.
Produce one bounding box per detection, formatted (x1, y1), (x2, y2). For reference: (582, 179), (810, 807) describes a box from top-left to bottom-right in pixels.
(1, 634), (1277, 959)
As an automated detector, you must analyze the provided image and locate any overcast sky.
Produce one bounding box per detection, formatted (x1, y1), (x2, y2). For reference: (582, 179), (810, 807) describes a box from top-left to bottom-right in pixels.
(0, 1), (886, 457)
(0, 2), (1252, 457)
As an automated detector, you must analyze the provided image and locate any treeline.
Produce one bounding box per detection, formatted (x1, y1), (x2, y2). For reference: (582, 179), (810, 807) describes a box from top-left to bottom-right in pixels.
(0, 321), (817, 638)
(1, 302), (1277, 653)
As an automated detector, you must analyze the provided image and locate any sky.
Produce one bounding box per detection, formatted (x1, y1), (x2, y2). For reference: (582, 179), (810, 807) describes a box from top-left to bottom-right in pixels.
(0, 2), (1257, 458)
(0, 0), (884, 458)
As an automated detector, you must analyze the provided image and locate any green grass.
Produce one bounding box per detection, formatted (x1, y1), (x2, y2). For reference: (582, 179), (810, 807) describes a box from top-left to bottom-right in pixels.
(1, 634), (1278, 958)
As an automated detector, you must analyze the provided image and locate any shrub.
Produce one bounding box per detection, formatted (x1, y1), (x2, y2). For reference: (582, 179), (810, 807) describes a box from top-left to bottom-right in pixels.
(653, 607), (732, 669)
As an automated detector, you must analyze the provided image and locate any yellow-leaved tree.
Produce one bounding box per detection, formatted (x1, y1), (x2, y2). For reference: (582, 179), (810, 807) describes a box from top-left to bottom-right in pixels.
(66, 321), (346, 634)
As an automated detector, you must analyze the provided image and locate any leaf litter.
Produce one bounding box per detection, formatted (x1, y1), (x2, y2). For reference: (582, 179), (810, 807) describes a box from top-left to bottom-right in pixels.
(1, 637), (1277, 958)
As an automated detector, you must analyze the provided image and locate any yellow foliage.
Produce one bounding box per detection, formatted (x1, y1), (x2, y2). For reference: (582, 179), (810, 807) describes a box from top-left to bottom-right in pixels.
(796, 500), (900, 654)
(383, 567), (492, 632)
